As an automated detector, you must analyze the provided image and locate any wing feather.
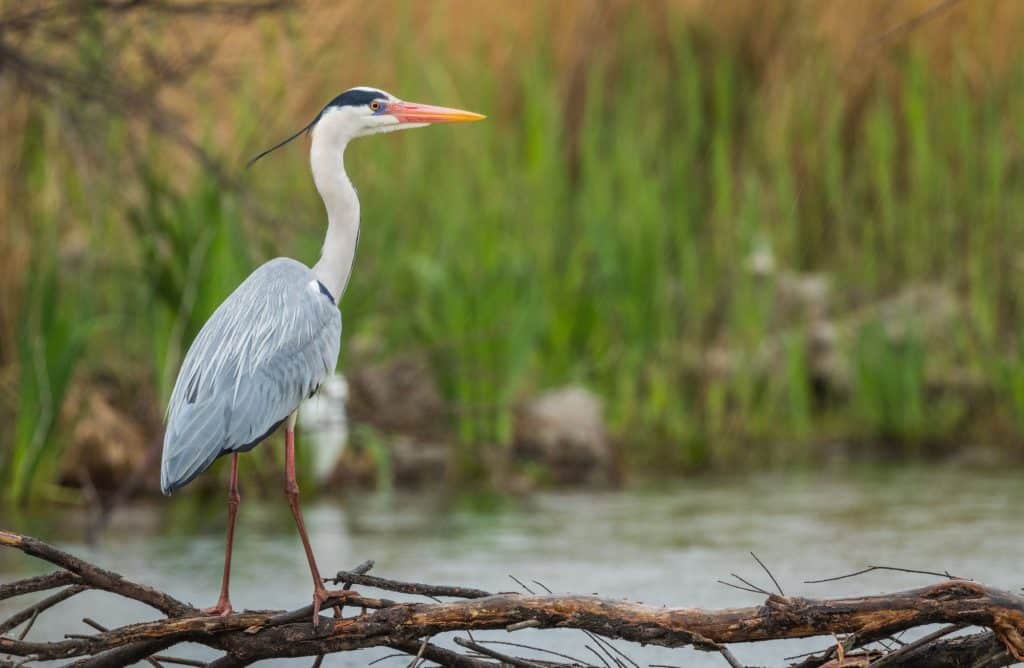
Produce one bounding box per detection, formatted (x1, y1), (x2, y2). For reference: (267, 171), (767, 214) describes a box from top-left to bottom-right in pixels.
(160, 258), (341, 494)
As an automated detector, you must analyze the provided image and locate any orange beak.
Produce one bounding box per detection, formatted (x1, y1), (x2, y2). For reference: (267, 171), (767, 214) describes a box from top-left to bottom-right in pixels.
(388, 100), (486, 124)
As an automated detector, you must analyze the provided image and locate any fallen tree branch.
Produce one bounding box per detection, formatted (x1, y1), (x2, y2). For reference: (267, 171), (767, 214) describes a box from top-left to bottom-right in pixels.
(1, 530), (1021, 667)
(0, 531), (190, 617)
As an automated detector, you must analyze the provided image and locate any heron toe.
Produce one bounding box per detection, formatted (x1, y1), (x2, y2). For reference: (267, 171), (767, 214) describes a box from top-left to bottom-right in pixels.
(312, 587), (360, 626)
(202, 599), (234, 616)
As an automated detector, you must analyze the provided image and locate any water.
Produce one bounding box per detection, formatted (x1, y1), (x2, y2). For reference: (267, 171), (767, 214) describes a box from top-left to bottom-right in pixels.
(2, 467), (1022, 666)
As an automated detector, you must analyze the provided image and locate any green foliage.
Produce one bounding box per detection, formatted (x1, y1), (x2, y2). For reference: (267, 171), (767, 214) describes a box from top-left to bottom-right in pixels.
(8, 11), (1024, 501)
(5, 240), (99, 505)
(850, 322), (929, 446)
(127, 169), (252, 400)
(997, 336), (1024, 436)
(350, 424), (393, 490)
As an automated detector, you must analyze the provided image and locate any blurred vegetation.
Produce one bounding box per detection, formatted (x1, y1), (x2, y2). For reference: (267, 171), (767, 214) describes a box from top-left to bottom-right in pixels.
(2, 0), (1024, 503)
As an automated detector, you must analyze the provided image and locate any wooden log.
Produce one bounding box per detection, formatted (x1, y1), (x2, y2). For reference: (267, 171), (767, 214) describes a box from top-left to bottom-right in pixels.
(0, 530), (1021, 667)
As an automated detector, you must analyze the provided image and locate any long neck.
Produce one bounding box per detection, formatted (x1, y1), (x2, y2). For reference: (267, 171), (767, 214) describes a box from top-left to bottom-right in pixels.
(310, 138), (359, 300)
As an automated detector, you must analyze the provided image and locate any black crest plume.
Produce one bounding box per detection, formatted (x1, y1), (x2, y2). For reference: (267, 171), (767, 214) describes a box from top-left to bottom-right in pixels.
(246, 118), (316, 168)
(246, 89), (385, 168)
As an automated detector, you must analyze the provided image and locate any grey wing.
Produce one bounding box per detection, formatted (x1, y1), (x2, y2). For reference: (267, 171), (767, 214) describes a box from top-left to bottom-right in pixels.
(160, 258), (341, 494)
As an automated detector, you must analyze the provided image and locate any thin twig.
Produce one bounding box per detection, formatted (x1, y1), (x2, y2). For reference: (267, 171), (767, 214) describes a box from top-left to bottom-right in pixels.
(805, 565), (963, 584)
(716, 580), (767, 596)
(390, 640), (497, 668)
(870, 624), (965, 667)
(586, 631), (637, 668)
(405, 639), (428, 668)
(14, 610), (38, 642)
(583, 631), (624, 668)
(149, 657), (206, 667)
(728, 573), (772, 596)
(532, 580), (554, 594)
(509, 575), (537, 595)
(454, 637), (548, 668)
(479, 640), (589, 666)
(715, 644), (744, 668)
(585, 644), (612, 668)
(749, 552), (784, 596)
(370, 653), (413, 666)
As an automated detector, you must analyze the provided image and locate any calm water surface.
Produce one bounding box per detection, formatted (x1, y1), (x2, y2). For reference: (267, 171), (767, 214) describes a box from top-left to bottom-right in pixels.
(2, 467), (1021, 666)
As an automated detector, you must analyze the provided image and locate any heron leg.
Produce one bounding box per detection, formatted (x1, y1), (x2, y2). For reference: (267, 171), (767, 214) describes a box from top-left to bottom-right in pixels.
(283, 422), (356, 625)
(203, 452), (240, 616)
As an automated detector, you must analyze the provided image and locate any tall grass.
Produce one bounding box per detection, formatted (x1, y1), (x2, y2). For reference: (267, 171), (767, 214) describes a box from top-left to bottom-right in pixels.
(2, 113), (101, 504)
(4, 2), (1024, 499)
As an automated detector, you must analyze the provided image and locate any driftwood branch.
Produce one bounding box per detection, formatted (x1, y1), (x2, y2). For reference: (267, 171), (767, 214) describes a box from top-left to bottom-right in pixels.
(1, 530), (1022, 667)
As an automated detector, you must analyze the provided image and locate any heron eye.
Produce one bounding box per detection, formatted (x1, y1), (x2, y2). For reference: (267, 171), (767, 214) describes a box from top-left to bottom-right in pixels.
(369, 100), (384, 113)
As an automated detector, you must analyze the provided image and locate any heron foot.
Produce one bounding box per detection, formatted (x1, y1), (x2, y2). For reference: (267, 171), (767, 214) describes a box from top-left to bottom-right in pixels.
(202, 598), (234, 616)
(312, 587), (359, 626)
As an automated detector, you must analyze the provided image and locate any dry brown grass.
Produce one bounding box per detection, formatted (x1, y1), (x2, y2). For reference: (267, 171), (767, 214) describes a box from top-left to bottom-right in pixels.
(0, 78), (31, 382)
(149, 1), (1024, 148)
(6, 1), (1020, 165)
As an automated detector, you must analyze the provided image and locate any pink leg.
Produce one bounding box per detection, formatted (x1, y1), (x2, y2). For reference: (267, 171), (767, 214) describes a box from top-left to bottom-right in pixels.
(283, 424), (356, 625)
(203, 452), (240, 616)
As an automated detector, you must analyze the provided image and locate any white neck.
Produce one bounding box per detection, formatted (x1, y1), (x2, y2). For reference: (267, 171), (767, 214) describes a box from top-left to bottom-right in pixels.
(310, 131), (359, 301)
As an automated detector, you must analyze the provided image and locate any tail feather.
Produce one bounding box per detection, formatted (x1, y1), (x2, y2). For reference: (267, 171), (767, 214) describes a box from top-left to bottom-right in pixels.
(160, 404), (227, 494)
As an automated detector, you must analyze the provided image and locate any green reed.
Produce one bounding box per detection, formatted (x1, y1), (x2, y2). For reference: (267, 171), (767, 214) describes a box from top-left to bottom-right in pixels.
(7, 9), (1024, 501)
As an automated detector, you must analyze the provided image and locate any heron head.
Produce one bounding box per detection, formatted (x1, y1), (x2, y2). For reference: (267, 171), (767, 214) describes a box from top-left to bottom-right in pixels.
(319, 87), (485, 138)
(248, 86), (485, 166)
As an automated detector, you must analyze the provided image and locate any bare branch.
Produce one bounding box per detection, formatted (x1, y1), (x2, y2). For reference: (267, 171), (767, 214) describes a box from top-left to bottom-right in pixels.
(0, 571), (82, 601)
(0, 585), (87, 635)
(326, 570), (493, 599)
(0, 530), (192, 616)
(0, 531), (1021, 667)
(870, 624), (965, 667)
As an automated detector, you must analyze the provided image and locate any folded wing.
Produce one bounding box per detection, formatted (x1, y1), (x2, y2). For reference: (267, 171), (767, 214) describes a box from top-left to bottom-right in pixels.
(161, 258), (341, 494)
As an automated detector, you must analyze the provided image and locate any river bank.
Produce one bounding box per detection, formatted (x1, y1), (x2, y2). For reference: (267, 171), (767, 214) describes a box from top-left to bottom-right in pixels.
(2, 467), (1022, 666)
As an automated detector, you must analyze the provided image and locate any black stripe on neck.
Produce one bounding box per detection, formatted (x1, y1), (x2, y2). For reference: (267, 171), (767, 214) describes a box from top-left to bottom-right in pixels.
(316, 280), (336, 305)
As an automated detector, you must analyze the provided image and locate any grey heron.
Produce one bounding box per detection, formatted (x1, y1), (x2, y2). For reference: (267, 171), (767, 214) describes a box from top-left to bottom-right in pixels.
(160, 87), (484, 621)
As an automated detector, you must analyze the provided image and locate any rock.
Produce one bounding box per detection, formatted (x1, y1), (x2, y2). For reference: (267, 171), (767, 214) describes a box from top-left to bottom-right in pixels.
(329, 431), (449, 488)
(777, 272), (831, 321)
(746, 243), (777, 279)
(810, 284), (962, 393)
(338, 355), (452, 489)
(329, 444), (377, 487)
(59, 390), (148, 491)
(346, 354), (446, 439)
(390, 437), (449, 487)
(870, 284), (958, 340)
(512, 386), (614, 486)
